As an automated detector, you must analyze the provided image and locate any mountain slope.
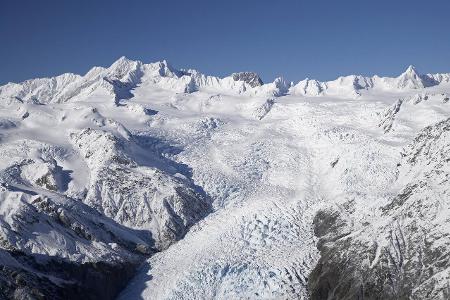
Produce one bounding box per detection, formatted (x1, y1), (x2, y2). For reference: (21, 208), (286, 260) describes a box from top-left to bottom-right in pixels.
(309, 118), (450, 300)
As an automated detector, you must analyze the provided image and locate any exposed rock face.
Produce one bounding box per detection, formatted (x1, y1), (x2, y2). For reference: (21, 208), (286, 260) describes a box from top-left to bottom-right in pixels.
(0, 181), (150, 299)
(232, 72), (264, 87)
(253, 98), (275, 120)
(379, 99), (403, 133)
(309, 118), (450, 300)
(0, 249), (139, 300)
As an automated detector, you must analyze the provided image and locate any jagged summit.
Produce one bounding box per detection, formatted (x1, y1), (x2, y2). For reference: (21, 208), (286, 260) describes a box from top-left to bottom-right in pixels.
(403, 65), (419, 75)
(231, 72), (263, 87)
(111, 55), (138, 66)
(154, 59), (185, 77)
(395, 64), (426, 89)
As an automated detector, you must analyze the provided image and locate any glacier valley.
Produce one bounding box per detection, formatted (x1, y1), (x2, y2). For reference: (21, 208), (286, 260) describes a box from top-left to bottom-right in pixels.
(0, 57), (449, 299)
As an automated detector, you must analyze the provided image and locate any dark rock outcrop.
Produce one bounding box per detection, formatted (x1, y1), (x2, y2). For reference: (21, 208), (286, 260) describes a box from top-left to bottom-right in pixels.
(232, 72), (263, 88)
(0, 249), (140, 300)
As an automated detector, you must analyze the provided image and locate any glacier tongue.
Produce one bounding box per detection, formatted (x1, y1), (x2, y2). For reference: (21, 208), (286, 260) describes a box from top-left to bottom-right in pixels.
(0, 57), (450, 299)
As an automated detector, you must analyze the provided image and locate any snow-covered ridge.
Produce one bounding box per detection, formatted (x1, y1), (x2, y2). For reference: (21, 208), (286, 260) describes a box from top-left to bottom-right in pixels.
(0, 57), (275, 103)
(1, 57), (450, 105)
(291, 65), (450, 98)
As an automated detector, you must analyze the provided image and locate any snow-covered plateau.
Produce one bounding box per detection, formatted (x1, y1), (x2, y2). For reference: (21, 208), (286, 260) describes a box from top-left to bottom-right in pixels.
(0, 57), (449, 299)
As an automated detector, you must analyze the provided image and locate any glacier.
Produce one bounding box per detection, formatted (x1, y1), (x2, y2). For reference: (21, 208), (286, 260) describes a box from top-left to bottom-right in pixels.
(0, 57), (449, 299)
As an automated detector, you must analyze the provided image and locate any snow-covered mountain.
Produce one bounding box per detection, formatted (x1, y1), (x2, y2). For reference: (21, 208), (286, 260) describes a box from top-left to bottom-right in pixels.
(291, 65), (450, 98)
(0, 57), (449, 299)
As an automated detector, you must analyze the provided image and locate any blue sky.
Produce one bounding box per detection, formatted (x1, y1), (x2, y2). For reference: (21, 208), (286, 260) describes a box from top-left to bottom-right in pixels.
(1, 0), (450, 84)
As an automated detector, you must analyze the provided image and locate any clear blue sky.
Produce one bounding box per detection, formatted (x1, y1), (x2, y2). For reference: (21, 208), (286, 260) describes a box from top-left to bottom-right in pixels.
(1, 0), (450, 84)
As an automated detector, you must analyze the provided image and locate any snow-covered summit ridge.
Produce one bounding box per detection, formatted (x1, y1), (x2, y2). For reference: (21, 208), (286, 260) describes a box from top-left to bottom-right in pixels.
(0, 57), (269, 103)
(291, 65), (450, 98)
(1, 58), (450, 104)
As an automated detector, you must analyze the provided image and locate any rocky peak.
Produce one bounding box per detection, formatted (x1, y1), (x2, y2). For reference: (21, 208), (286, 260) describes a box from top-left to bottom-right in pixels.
(396, 65), (427, 89)
(155, 59), (181, 77)
(232, 72), (263, 87)
(403, 65), (419, 77)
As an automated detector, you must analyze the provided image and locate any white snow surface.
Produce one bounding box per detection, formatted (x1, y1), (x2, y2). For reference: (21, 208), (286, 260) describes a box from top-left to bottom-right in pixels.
(0, 57), (449, 299)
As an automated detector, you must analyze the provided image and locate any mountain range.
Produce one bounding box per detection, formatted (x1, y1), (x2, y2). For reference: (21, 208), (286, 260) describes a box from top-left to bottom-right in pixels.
(0, 57), (449, 299)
